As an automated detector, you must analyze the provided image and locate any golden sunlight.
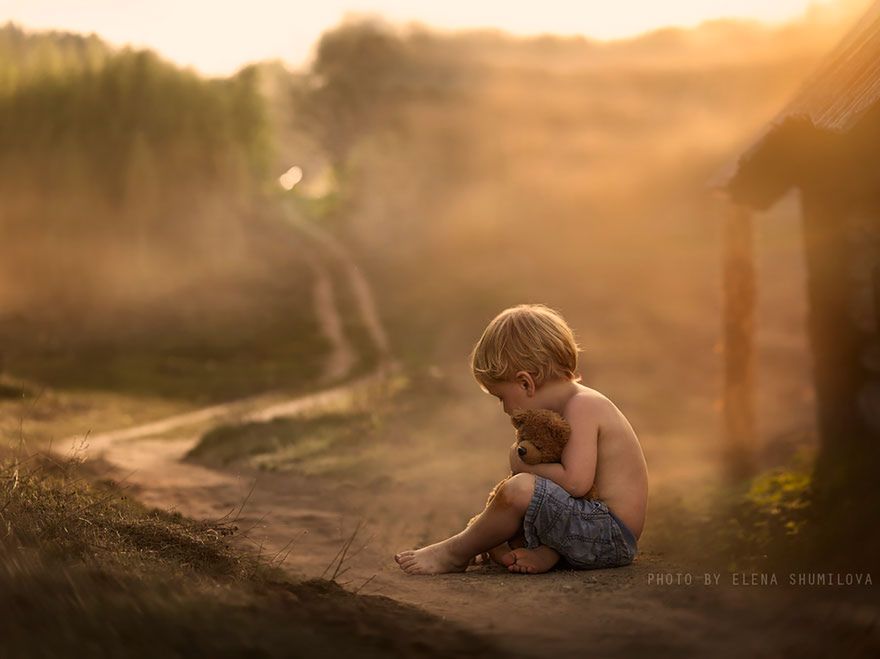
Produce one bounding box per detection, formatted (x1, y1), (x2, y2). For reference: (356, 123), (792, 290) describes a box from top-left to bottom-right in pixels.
(1, 0), (858, 75)
(279, 165), (304, 191)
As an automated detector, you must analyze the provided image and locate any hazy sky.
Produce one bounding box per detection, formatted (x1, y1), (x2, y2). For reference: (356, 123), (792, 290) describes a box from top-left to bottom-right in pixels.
(0, 0), (845, 75)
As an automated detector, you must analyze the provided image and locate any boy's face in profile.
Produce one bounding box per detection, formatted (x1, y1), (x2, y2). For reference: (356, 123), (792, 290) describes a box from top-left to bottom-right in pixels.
(483, 378), (535, 416)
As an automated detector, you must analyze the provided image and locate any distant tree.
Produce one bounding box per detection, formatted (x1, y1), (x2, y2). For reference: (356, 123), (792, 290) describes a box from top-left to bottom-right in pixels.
(298, 20), (414, 169)
(0, 44), (271, 204)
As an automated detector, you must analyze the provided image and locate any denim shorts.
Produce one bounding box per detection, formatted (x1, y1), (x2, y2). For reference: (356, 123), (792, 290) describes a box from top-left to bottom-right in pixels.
(523, 476), (639, 569)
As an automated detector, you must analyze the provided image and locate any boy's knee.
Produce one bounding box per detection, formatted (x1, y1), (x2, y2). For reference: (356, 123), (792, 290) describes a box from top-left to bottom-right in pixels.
(496, 473), (536, 511)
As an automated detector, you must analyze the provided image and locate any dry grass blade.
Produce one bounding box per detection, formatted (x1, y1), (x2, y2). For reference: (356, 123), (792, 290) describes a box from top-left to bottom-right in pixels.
(330, 519), (364, 582)
(352, 573), (377, 594)
(269, 529), (308, 568)
(321, 519), (364, 581)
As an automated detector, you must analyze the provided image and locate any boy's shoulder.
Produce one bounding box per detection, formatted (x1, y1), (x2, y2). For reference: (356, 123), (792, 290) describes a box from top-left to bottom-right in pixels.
(564, 385), (615, 416)
(563, 386), (629, 431)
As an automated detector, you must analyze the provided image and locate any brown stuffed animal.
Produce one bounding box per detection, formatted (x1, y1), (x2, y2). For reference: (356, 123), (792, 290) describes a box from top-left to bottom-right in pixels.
(510, 408), (571, 467)
(468, 408), (598, 530)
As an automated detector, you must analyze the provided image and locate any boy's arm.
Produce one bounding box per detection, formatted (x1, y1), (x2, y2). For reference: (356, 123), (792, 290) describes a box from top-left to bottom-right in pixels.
(509, 398), (598, 498)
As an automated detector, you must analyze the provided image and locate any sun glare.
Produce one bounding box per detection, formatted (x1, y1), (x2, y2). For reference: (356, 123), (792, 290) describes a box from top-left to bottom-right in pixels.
(279, 165), (304, 191)
(0, 0), (849, 76)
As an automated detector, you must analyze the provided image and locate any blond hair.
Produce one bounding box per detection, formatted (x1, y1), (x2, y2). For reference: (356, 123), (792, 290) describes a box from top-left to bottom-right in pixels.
(469, 303), (582, 390)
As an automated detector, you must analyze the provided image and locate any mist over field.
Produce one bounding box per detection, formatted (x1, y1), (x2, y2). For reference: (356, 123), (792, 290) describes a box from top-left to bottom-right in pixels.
(287, 13), (847, 452)
(0, 3), (854, 504)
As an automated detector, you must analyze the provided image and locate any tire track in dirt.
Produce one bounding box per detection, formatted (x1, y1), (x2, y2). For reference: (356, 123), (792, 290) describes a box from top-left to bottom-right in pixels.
(288, 213), (391, 360)
(301, 246), (357, 385)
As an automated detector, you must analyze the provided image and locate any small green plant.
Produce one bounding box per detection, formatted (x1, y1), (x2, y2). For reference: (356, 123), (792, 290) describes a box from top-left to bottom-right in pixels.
(715, 449), (815, 570)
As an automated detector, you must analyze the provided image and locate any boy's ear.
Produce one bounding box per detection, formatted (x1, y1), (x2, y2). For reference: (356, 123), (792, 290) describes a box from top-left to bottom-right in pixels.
(515, 371), (536, 395)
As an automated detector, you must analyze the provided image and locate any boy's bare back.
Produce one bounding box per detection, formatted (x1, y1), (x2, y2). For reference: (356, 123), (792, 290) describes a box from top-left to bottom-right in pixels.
(565, 384), (648, 539)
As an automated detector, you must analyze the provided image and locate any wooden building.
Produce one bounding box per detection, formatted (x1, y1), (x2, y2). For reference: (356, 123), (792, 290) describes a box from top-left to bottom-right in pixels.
(716, 1), (880, 489)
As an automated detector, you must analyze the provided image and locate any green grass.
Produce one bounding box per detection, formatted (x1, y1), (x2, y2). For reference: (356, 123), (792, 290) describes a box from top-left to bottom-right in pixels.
(708, 446), (879, 572)
(0, 379), (31, 400)
(186, 411), (375, 467)
(0, 242), (329, 404)
(185, 366), (420, 474)
(714, 452), (815, 570)
(0, 448), (500, 658)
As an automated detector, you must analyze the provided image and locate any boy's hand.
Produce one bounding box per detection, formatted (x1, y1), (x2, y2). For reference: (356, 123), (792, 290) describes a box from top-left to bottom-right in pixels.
(509, 442), (525, 474)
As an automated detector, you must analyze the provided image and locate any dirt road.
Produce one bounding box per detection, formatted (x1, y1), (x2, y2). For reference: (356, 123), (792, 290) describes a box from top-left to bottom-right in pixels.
(75, 373), (878, 659)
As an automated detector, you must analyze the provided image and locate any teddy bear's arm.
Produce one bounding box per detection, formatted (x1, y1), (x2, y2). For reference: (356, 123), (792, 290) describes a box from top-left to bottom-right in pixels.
(512, 399), (599, 497)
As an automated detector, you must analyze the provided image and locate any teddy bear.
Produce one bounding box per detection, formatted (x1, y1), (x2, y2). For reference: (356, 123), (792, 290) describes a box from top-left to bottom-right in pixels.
(468, 407), (598, 530)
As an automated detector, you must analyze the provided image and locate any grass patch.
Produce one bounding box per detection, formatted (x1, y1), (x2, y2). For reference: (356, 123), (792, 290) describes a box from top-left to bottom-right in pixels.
(0, 223), (329, 404)
(0, 448), (501, 658)
(711, 446), (879, 572)
(714, 452), (815, 570)
(0, 379), (31, 400)
(187, 410), (380, 475)
(1, 449), (262, 580)
(185, 370), (421, 476)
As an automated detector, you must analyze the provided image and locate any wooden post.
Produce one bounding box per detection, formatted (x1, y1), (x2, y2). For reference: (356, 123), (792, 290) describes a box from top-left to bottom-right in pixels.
(722, 202), (758, 480)
(800, 190), (876, 495)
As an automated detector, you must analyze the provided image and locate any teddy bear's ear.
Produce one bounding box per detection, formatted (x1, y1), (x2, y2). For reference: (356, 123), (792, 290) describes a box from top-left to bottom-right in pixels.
(510, 409), (529, 429)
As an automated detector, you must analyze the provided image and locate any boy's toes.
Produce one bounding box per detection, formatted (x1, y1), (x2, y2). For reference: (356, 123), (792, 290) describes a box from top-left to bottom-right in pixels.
(402, 560), (424, 575)
(499, 551), (518, 568)
(394, 550), (414, 564)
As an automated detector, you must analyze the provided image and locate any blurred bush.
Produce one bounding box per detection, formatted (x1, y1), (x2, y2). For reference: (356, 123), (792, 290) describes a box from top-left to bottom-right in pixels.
(0, 23), (275, 332)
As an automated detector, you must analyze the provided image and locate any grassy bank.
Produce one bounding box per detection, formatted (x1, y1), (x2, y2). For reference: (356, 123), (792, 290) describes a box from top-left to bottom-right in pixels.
(185, 369), (415, 476)
(0, 447), (501, 658)
(0, 220), (330, 405)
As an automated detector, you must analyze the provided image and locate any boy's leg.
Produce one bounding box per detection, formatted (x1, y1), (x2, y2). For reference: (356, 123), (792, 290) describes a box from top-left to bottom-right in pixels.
(395, 473), (537, 575)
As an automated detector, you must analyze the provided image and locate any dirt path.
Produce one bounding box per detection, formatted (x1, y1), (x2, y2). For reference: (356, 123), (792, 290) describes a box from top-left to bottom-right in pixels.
(62, 218), (877, 658)
(77, 381), (877, 659)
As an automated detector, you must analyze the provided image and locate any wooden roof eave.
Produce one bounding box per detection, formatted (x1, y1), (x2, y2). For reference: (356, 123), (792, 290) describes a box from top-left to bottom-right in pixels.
(722, 116), (832, 211)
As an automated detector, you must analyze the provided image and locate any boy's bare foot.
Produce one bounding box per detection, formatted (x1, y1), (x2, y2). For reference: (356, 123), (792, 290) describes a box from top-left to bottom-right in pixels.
(394, 541), (470, 575)
(487, 543), (512, 566)
(501, 546), (560, 574)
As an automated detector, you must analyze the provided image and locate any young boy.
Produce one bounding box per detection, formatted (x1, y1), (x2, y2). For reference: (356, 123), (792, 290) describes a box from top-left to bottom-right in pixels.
(394, 303), (648, 575)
